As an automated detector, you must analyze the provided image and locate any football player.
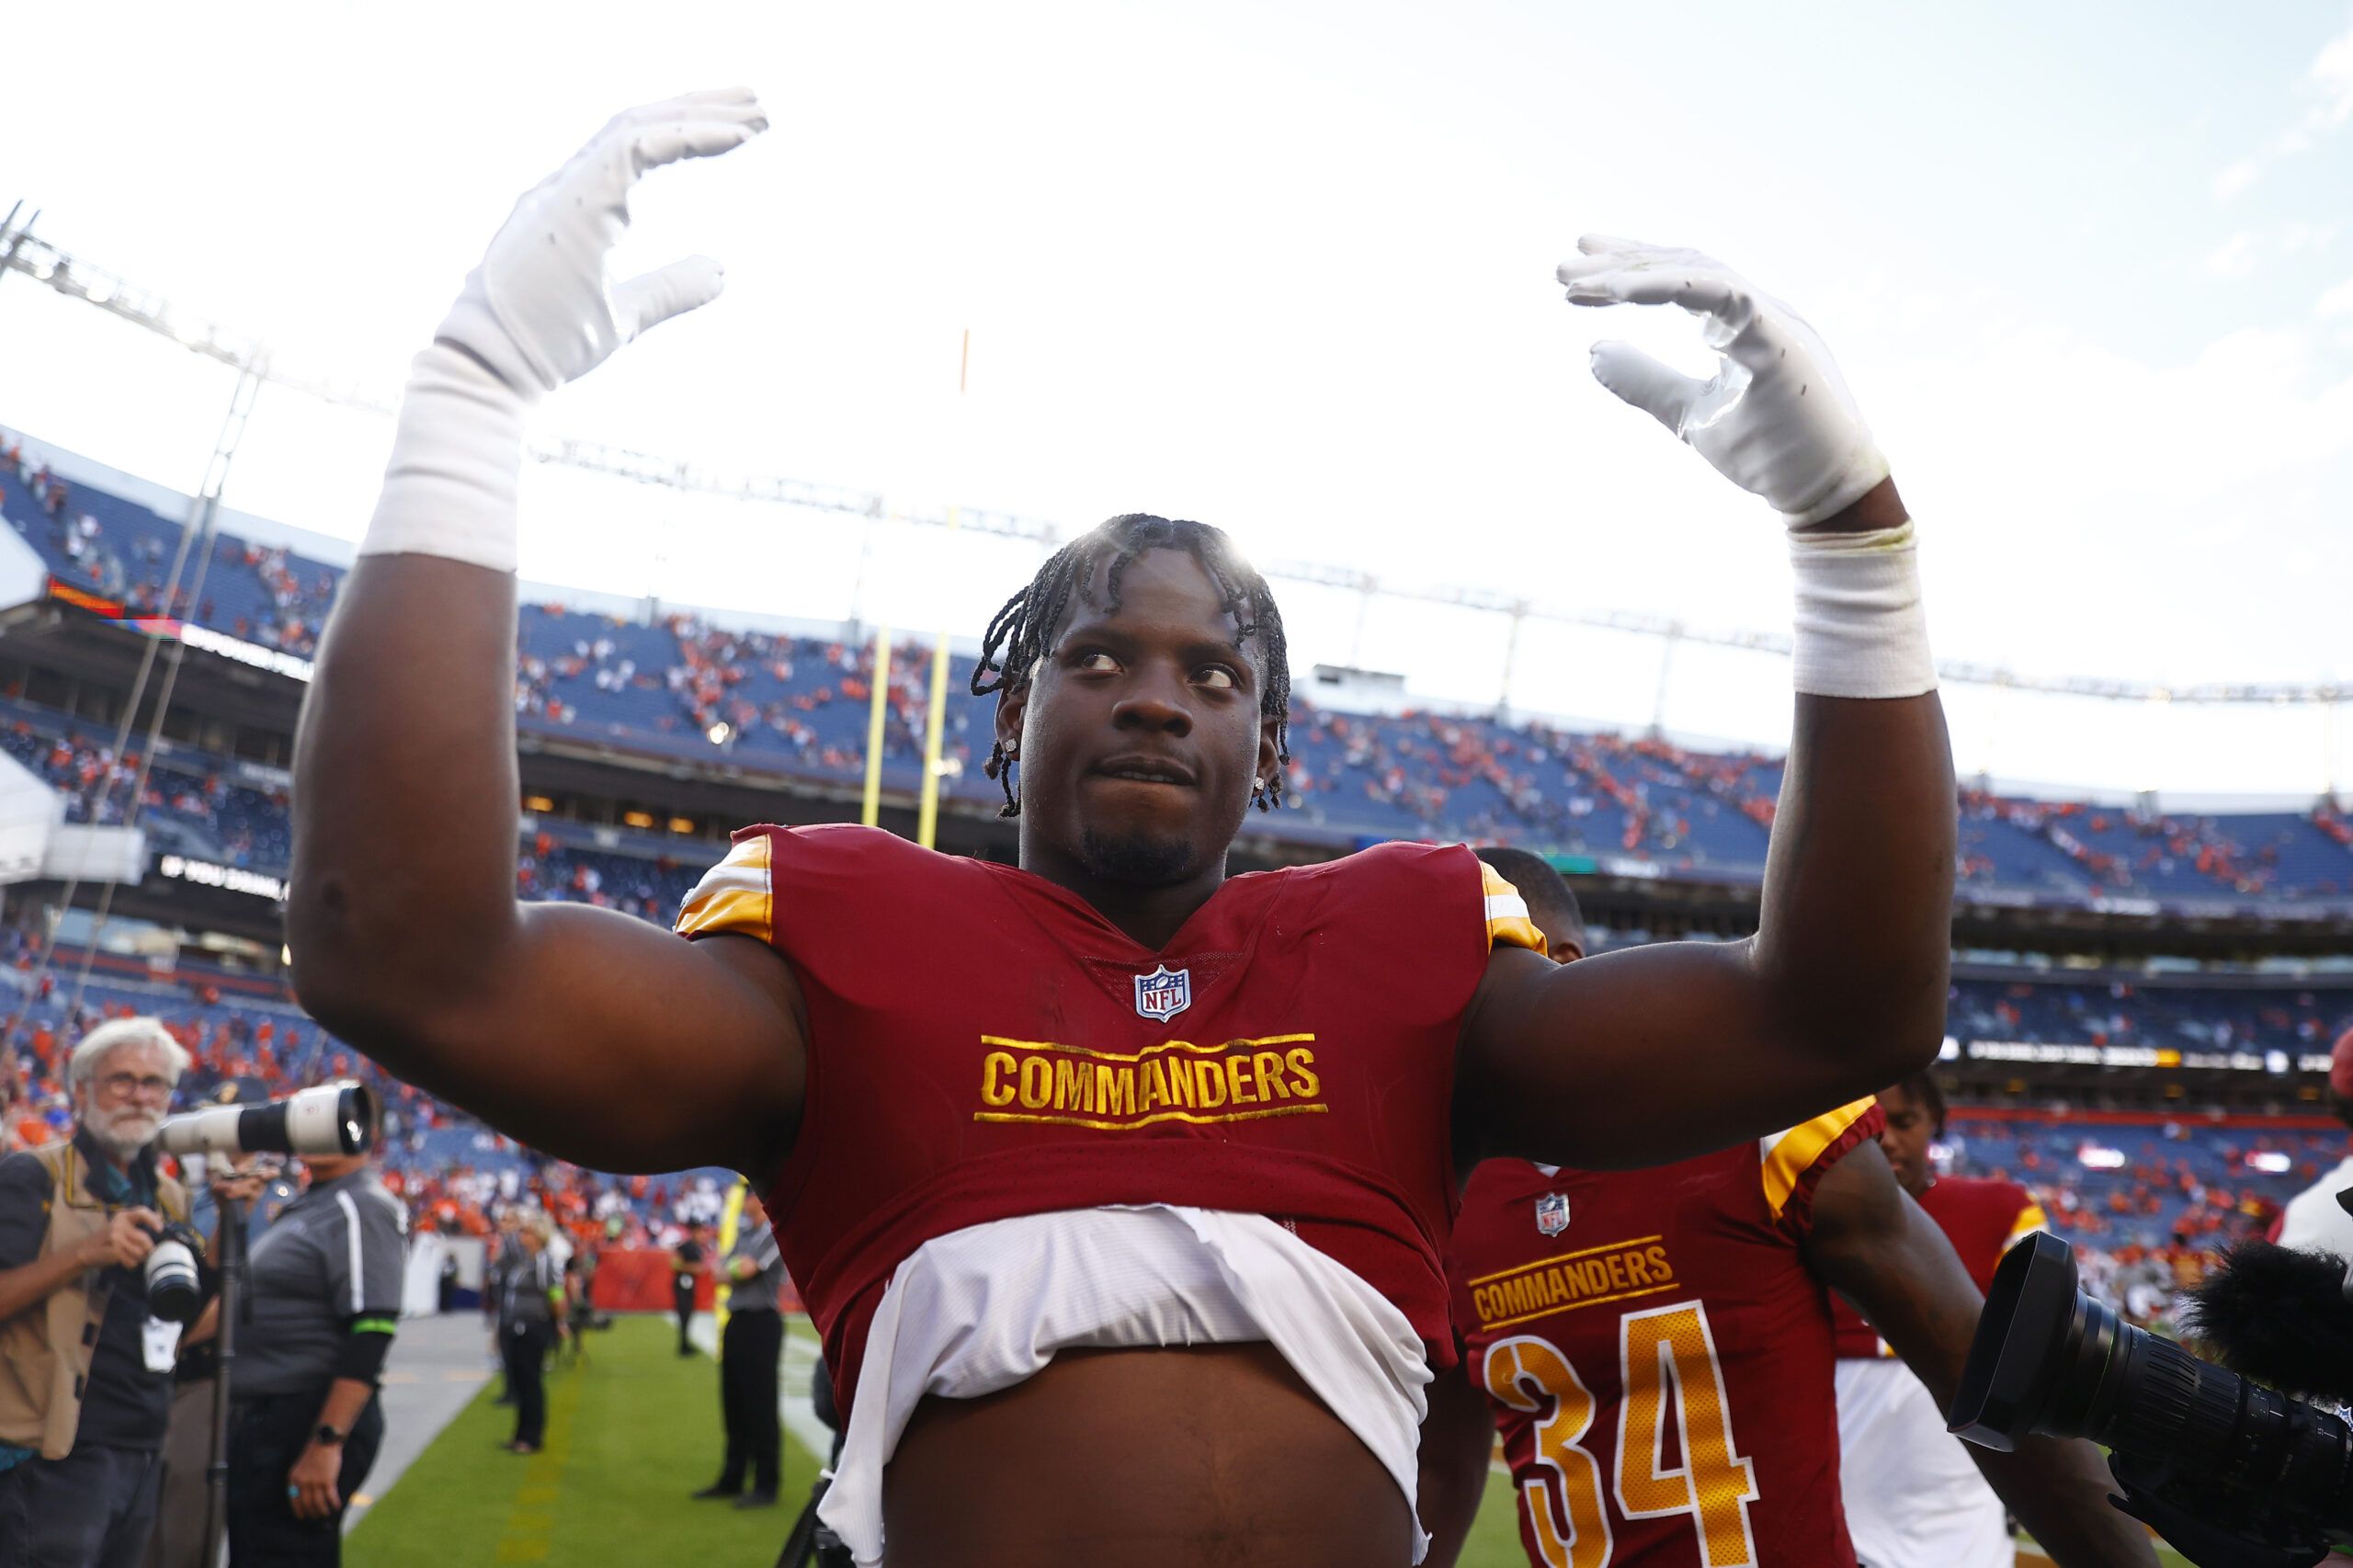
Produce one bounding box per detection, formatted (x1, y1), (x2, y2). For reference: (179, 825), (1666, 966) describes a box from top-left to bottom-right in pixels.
(290, 93), (1959, 1568)
(1418, 851), (2153, 1568)
(1832, 1072), (2058, 1568)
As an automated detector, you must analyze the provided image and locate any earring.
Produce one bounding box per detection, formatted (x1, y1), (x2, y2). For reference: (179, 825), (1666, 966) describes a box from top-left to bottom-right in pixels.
(1252, 778), (1263, 792)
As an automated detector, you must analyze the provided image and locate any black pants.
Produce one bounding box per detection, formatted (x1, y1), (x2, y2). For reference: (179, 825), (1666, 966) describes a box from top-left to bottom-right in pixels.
(503, 1321), (555, 1448)
(0, 1441), (162, 1568)
(225, 1390), (383, 1567)
(674, 1281), (696, 1354)
(716, 1309), (783, 1494)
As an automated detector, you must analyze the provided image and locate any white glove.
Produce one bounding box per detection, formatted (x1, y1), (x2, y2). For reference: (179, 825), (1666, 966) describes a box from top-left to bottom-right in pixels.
(1557, 236), (1887, 528)
(361, 90), (767, 572)
(438, 88), (768, 402)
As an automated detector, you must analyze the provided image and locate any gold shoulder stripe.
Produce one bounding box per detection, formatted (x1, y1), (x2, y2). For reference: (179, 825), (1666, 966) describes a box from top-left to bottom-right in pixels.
(1758, 1096), (1878, 1221)
(676, 834), (775, 945)
(2007, 1203), (2049, 1243)
(1478, 859), (1548, 957)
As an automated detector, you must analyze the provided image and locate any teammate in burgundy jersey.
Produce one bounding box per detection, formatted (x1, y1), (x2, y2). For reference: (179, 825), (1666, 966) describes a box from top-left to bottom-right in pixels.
(1420, 857), (2153, 1568)
(1834, 1072), (2064, 1568)
(291, 98), (1964, 1568)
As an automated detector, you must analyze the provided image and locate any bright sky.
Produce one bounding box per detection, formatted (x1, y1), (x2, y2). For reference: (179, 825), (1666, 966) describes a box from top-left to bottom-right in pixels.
(3, 1), (2349, 798)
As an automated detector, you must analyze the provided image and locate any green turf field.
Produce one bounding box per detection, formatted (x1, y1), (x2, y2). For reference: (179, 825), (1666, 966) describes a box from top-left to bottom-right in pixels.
(347, 1313), (2181, 1567)
(346, 1314), (824, 1567)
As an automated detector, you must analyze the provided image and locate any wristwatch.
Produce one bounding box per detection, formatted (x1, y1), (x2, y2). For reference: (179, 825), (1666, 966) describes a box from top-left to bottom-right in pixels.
(313, 1425), (347, 1448)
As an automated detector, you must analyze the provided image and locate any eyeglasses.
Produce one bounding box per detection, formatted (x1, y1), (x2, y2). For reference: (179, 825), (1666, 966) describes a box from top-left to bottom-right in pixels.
(97, 1073), (176, 1101)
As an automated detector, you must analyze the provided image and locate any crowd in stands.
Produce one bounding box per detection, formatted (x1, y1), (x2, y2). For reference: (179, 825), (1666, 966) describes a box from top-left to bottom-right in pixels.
(1950, 974), (2352, 1056)
(1, 900), (2341, 1326)
(7, 429), (2352, 909)
(1941, 1109), (2344, 1327)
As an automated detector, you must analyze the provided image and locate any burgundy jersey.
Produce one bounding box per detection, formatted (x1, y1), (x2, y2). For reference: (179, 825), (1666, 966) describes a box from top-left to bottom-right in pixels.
(675, 824), (1545, 1408)
(1831, 1176), (2044, 1358)
(1449, 1097), (1883, 1568)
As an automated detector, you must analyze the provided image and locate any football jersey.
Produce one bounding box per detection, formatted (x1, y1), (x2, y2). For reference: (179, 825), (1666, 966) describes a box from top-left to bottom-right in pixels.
(1830, 1176), (2044, 1358)
(1449, 1097), (1883, 1568)
(675, 824), (1544, 1409)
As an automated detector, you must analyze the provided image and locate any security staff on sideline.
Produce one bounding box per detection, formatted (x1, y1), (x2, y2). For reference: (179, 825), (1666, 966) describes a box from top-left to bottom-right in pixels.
(500, 1216), (565, 1455)
(694, 1191), (785, 1508)
(0, 1018), (198, 1567)
(223, 1133), (406, 1564)
(670, 1221), (709, 1357)
(485, 1209), (524, 1404)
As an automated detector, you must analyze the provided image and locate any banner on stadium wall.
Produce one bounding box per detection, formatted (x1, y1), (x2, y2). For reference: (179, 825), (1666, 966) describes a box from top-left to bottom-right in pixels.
(1962, 1038), (2331, 1074)
(40, 579), (314, 682)
(155, 853), (283, 901)
(587, 1247), (801, 1315)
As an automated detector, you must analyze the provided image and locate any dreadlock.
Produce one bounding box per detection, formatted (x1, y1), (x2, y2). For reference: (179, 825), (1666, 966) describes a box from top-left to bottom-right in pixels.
(972, 514), (1291, 819)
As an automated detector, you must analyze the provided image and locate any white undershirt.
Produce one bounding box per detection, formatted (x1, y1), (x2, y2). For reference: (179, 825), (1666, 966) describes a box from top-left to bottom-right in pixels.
(820, 1204), (1436, 1566)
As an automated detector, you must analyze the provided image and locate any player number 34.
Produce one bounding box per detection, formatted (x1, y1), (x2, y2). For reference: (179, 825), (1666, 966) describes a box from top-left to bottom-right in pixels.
(1483, 1301), (1761, 1568)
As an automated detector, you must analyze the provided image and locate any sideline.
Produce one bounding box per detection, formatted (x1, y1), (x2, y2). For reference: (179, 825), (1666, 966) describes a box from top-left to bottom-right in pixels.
(346, 1312), (496, 1533)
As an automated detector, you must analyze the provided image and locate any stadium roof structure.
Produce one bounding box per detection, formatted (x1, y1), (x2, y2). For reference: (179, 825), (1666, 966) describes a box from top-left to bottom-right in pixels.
(6, 219), (2348, 714)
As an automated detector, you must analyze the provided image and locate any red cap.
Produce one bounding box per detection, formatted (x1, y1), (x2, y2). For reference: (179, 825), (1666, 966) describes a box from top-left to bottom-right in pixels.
(2331, 1029), (2353, 1100)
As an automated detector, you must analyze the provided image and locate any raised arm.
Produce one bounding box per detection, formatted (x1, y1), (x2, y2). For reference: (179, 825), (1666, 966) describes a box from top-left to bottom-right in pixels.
(288, 93), (801, 1176)
(1457, 240), (1954, 1167)
(1802, 1143), (2157, 1568)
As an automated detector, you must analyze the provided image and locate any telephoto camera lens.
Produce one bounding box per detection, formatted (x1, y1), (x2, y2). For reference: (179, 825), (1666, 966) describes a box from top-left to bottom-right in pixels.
(142, 1228), (203, 1324)
(1949, 1232), (2353, 1567)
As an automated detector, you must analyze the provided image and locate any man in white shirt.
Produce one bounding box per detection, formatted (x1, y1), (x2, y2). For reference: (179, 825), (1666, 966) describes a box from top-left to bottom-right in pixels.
(2275, 1030), (2353, 1259)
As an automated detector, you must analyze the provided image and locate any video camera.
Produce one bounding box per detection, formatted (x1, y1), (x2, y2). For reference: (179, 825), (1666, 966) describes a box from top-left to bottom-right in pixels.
(1949, 1230), (2353, 1568)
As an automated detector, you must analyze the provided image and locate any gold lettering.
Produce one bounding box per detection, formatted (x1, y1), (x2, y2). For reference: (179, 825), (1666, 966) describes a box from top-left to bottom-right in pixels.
(1252, 1051), (1288, 1100)
(1285, 1048), (1320, 1099)
(1646, 1244), (1674, 1282)
(1195, 1059), (1229, 1109)
(1165, 1058), (1197, 1108)
(1582, 1260), (1612, 1294)
(1018, 1057), (1051, 1110)
(1139, 1059), (1166, 1111)
(1605, 1252), (1630, 1291)
(1623, 1250), (1653, 1286)
(981, 1052), (1017, 1107)
(1226, 1054), (1256, 1106)
(1096, 1064), (1137, 1118)
(1473, 1286), (1493, 1324)
(1054, 1057), (1093, 1113)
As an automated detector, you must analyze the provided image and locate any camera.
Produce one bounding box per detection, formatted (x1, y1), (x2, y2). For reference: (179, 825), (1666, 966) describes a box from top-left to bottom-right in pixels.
(141, 1220), (208, 1324)
(1949, 1231), (2353, 1568)
(154, 1081), (376, 1159)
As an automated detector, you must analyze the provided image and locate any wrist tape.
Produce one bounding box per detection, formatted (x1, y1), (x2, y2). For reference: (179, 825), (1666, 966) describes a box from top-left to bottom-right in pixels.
(358, 343), (527, 574)
(1788, 522), (1937, 699)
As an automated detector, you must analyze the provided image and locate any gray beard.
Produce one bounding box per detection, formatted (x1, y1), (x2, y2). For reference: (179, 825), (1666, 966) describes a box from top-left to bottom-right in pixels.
(85, 1113), (159, 1164)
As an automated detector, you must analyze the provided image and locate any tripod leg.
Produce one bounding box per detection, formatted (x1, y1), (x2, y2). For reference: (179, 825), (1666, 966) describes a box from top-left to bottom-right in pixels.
(775, 1477), (827, 1568)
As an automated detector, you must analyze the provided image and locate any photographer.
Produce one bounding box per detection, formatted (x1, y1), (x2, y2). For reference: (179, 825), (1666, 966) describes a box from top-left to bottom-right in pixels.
(0, 1018), (196, 1567)
(222, 1129), (406, 1563)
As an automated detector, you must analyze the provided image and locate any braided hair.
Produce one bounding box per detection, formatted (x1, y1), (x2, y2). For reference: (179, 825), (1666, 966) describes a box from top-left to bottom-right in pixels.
(971, 514), (1290, 819)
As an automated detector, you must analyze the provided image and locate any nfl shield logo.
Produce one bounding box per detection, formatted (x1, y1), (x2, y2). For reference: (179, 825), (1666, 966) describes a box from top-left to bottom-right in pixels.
(1534, 1193), (1571, 1236)
(1133, 964), (1192, 1022)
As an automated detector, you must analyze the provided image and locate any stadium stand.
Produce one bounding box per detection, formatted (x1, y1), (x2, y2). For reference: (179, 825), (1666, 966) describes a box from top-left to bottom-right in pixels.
(9, 429), (2353, 910)
(5, 423), (2350, 1327)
